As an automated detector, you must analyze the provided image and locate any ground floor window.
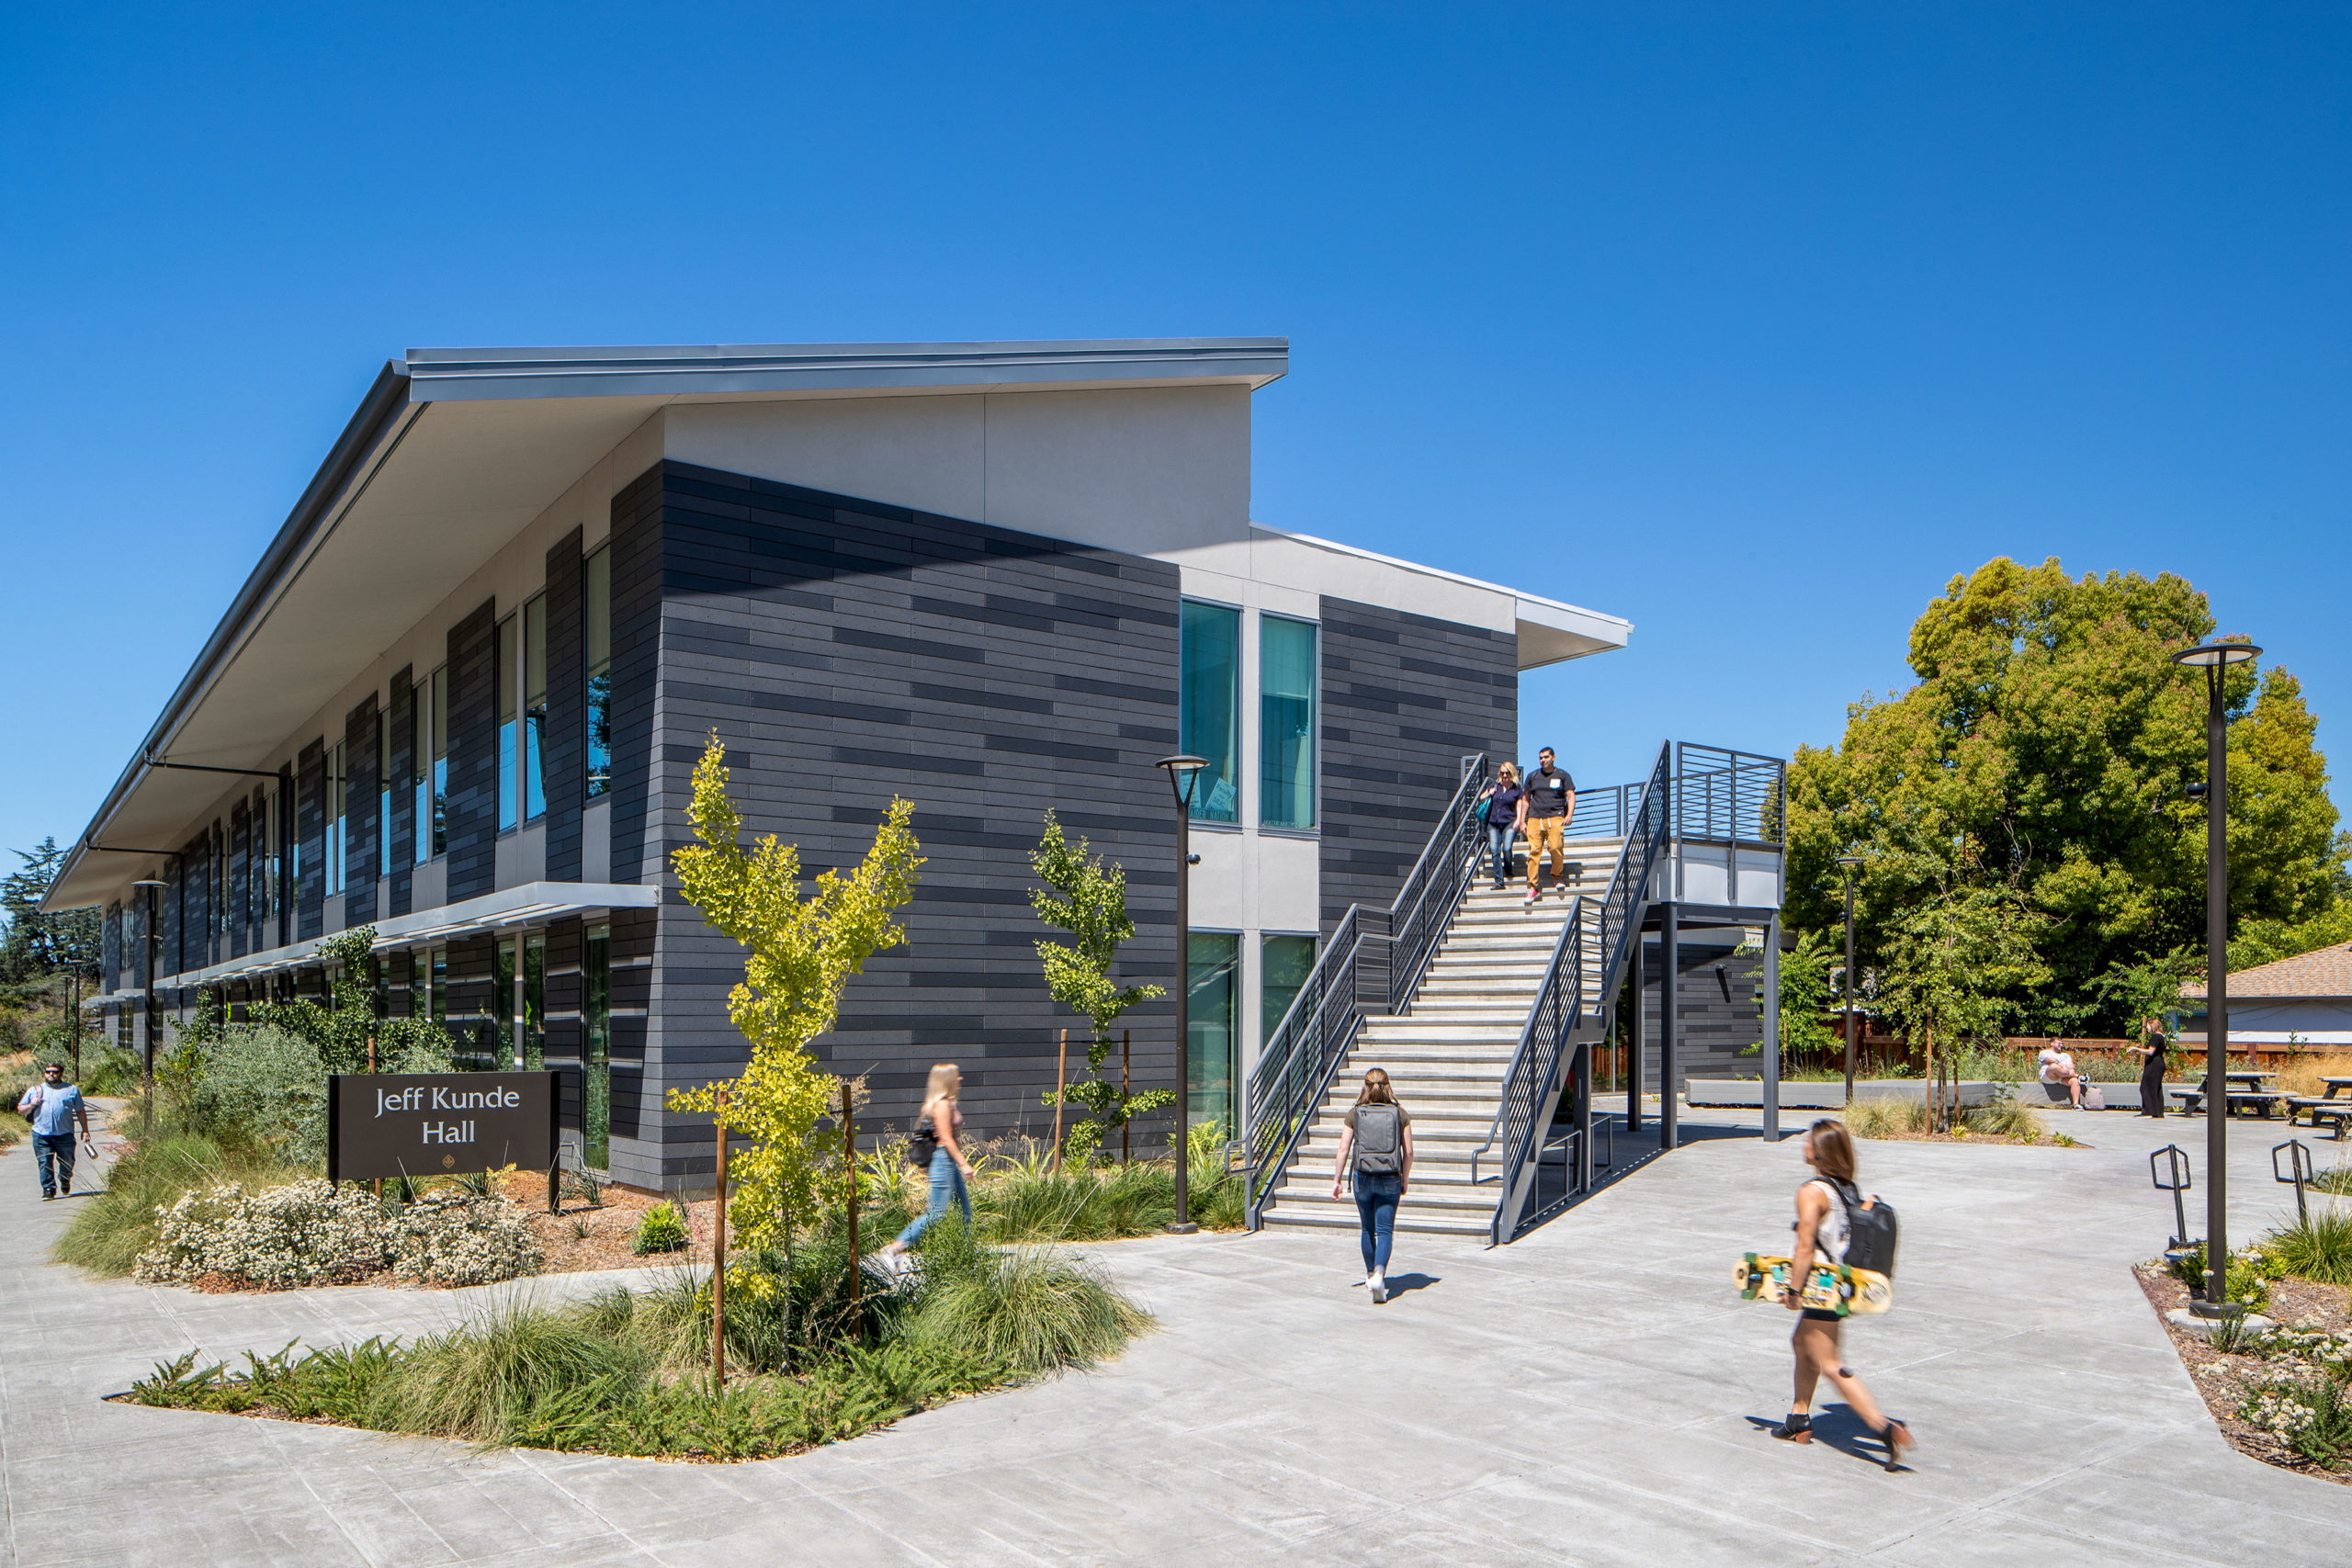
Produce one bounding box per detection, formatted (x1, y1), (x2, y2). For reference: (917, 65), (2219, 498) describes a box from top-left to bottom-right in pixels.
(1261, 933), (1317, 1045)
(116, 1005), (132, 1051)
(1188, 931), (1239, 1139)
(584, 924), (610, 1170)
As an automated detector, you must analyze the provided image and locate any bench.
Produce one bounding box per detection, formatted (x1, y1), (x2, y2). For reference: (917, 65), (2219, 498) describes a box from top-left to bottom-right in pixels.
(2289, 1097), (2352, 1140)
(2169, 1088), (2293, 1119)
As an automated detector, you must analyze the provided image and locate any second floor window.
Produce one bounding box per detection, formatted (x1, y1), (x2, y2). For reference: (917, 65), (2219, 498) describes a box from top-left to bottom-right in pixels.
(324, 740), (347, 894)
(497, 615), (519, 833)
(586, 547), (612, 798)
(523, 593), (548, 822)
(1260, 615), (1317, 829)
(1180, 600), (1240, 823)
(415, 668), (448, 861)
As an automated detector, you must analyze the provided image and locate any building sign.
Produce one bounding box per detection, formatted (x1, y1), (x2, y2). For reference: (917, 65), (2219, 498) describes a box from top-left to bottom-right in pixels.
(327, 1071), (558, 1182)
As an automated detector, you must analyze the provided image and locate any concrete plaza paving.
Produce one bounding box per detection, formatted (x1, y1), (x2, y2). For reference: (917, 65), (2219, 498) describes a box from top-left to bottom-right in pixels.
(5, 1106), (2351, 1565)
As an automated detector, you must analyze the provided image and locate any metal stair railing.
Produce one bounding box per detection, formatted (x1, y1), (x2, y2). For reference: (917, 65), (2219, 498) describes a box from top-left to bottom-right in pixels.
(1241, 753), (1492, 1229)
(1474, 740), (1674, 1244)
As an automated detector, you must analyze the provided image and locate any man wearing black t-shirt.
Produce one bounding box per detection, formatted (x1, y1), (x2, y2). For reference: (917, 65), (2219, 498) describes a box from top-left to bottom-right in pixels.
(1521, 746), (1577, 903)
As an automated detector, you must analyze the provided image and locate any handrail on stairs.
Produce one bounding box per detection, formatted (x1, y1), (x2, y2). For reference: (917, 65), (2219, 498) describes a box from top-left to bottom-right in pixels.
(1241, 754), (1491, 1229)
(1473, 739), (1675, 1245)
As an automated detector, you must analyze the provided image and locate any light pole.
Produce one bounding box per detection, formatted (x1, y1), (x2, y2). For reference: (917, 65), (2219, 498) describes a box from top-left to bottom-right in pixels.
(132, 874), (168, 1134)
(1157, 753), (1207, 1235)
(2172, 637), (2260, 1317)
(1836, 855), (1863, 1103)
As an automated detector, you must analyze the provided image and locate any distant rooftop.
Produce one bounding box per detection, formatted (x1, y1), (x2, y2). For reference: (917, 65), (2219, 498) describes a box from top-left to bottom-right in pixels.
(2182, 942), (2352, 1000)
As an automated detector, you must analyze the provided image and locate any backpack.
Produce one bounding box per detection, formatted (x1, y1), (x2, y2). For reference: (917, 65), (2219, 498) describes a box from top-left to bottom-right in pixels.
(904, 1116), (939, 1169)
(1832, 1179), (1899, 1278)
(1353, 1104), (1404, 1175)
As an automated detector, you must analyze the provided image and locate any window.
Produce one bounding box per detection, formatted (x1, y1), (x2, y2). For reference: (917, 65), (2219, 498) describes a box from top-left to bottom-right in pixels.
(1188, 931), (1239, 1136)
(524, 932), (545, 1067)
(263, 786), (281, 923)
(497, 616), (519, 833)
(585, 547), (612, 798)
(523, 593), (548, 822)
(424, 948), (447, 1024)
(211, 823), (228, 939)
(585, 923), (610, 1169)
(1180, 601), (1240, 823)
(324, 741), (346, 895)
(416, 668), (448, 861)
(378, 708), (393, 877)
(1261, 933), (1317, 1043)
(1260, 615), (1317, 829)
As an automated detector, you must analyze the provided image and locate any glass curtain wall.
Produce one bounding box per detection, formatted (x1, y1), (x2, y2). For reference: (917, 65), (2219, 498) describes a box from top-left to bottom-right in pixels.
(584, 924), (610, 1169)
(378, 709), (393, 876)
(1261, 933), (1317, 1043)
(585, 547), (613, 797)
(324, 741), (346, 894)
(1180, 601), (1240, 823)
(1188, 931), (1239, 1137)
(523, 594), (548, 822)
(416, 669), (448, 861)
(496, 616), (519, 833)
(1260, 615), (1317, 829)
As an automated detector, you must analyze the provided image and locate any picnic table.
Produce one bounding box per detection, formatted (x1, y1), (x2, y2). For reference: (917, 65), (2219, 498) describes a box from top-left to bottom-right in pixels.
(2288, 1076), (2352, 1140)
(2169, 1071), (2290, 1119)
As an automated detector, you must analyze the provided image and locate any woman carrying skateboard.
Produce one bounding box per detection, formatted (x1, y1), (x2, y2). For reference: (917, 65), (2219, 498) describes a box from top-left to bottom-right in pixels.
(1329, 1067), (1413, 1303)
(1773, 1119), (1915, 1469)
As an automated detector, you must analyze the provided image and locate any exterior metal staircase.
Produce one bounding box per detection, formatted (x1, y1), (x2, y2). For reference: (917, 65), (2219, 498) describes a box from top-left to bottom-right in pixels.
(1246, 740), (1778, 1244)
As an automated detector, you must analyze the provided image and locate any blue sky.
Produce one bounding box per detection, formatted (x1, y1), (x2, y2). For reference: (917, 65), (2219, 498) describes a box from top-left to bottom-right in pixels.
(4, 5), (2348, 869)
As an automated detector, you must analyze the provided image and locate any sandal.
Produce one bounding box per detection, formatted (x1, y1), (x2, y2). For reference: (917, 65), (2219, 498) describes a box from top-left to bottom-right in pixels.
(1878, 1417), (1914, 1471)
(1769, 1413), (1812, 1443)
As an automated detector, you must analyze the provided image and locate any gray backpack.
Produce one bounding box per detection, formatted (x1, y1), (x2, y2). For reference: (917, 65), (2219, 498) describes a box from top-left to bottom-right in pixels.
(1352, 1103), (1403, 1175)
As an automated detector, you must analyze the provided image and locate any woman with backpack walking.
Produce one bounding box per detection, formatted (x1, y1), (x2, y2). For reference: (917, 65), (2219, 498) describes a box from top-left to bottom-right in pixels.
(1329, 1067), (1413, 1302)
(877, 1063), (973, 1276)
(1773, 1119), (1915, 1470)
(1476, 763), (1525, 891)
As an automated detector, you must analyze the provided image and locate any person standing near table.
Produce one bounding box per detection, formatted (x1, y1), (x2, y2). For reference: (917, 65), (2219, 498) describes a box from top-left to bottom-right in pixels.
(17, 1062), (92, 1201)
(2125, 1018), (2169, 1119)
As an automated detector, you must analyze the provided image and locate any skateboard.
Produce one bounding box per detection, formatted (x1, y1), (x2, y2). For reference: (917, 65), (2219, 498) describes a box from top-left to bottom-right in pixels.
(1734, 1253), (1893, 1316)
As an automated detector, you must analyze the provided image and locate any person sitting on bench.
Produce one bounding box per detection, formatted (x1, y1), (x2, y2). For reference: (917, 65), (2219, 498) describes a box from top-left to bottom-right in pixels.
(2039, 1043), (2086, 1110)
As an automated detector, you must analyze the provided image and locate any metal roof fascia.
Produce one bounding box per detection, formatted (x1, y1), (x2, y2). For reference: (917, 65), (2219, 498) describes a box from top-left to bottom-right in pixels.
(45, 362), (417, 911)
(398, 337), (1291, 402)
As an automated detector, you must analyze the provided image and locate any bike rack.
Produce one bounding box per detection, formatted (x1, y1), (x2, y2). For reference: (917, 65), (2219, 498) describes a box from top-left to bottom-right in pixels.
(2151, 1144), (2195, 1249)
(2273, 1138), (2315, 1225)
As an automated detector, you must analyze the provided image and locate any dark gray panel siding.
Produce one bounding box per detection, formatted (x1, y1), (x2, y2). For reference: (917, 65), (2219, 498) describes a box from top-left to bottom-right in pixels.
(623, 460), (1182, 1190)
(1641, 936), (1768, 1089)
(1316, 597), (1517, 929)
(446, 601), (499, 902)
(544, 529), (587, 883)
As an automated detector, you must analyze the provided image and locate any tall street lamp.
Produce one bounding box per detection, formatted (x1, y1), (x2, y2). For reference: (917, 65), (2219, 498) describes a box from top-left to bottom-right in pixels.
(1836, 855), (1863, 1103)
(132, 874), (168, 1134)
(1157, 753), (1207, 1236)
(2173, 637), (2261, 1318)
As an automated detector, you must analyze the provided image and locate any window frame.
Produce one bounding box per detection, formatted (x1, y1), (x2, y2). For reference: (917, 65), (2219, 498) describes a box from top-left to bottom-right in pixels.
(585, 546), (613, 800)
(1179, 597), (1244, 826)
(1257, 613), (1320, 832)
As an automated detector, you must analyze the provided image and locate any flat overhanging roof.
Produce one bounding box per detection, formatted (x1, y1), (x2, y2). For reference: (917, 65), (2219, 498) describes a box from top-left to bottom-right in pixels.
(44, 337), (1288, 912)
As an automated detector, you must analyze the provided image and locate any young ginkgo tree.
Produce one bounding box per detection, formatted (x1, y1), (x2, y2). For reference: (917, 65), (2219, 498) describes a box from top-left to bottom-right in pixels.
(1030, 812), (1169, 1162)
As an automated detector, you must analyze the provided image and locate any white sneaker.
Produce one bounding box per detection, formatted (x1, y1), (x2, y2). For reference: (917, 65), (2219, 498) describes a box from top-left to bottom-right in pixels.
(1370, 1275), (1388, 1304)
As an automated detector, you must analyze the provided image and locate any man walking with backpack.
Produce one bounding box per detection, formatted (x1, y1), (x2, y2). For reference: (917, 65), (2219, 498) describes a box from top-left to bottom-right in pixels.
(1329, 1067), (1414, 1303)
(17, 1062), (92, 1201)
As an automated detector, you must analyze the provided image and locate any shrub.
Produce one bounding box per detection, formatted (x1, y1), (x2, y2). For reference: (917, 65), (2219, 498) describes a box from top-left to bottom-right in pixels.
(2164, 1241), (2275, 1313)
(134, 1179), (393, 1289)
(2240, 1374), (2352, 1470)
(370, 1293), (640, 1441)
(2266, 1208), (2352, 1287)
(55, 1131), (290, 1275)
(633, 1202), (689, 1256)
(910, 1219), (1152, 1375)
(391, 1191), (542, 1287)
(82, 1046), (143, 1098)
(182, 1026), (328, 1163)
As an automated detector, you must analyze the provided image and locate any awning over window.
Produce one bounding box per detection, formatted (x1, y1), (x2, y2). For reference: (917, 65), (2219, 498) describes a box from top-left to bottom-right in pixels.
(155, 881), (663, 990)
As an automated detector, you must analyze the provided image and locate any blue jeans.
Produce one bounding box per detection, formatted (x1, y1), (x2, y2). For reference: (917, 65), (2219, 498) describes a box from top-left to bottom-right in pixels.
(896, 1147), (971, 1247)
(1483, 823), (1517, 886)
(32, 1134), (75, 1199)
(1353, 1170), (1401, 1273)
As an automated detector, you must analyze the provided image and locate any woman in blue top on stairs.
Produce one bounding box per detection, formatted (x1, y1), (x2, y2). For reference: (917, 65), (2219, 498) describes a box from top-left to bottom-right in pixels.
(1329, 1068), (1414, 1303)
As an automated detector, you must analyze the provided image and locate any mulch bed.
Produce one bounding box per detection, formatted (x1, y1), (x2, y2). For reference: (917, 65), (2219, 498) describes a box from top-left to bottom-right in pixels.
(2136, 1263), (2352, 1485)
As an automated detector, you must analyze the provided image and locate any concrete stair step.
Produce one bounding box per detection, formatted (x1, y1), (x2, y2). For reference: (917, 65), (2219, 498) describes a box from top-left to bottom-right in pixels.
(1259, 1205), (1493, 1236)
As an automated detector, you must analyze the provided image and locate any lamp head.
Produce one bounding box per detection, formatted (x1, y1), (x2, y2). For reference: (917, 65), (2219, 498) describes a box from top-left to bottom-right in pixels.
(2171, 640), (2261, 669)
(1157, 753), (1209, 809)
(1835, 855), (1863, 873)
(132, 878), (166, 888)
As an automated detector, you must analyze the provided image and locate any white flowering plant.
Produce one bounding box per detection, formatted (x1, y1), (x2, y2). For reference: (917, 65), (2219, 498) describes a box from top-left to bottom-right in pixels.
(133, 1179), (542, 1291)
(390, 1190), (542, 1287)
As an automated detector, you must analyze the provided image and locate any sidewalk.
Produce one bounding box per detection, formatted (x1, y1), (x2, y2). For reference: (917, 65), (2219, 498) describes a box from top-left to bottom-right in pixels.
(2, 1106), (2348, 1565)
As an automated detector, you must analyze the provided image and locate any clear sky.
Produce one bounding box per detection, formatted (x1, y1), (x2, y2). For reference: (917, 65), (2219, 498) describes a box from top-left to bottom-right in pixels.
(4, 5), (2347, 873)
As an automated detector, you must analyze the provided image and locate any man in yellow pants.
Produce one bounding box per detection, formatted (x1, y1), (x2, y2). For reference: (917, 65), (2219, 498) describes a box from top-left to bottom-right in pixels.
(1521, 746), (1577, 903)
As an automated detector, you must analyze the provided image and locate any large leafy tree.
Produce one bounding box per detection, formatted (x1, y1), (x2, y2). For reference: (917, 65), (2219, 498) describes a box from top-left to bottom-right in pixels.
(1, 838), (102, 991)
(1786, 558), (2346, 1035)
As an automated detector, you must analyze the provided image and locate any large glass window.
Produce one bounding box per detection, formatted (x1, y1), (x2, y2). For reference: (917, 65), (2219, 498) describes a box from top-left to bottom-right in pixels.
(1260, 615), (1317, 829)
(378, 708), (393, 877)
(416, 668), (448, 861)
(1180, 601), (1240, 823)
(585, 923), (611, 1170)
(523, 593), (548, 822)
(1261, 933), (1317, 1044)
(324, 741), (346, 894)
(263, 787), (281, 923)
(585, 547), (613, 798)
(1188, 931), (1239, 1138)
(497, 616), (519, 833)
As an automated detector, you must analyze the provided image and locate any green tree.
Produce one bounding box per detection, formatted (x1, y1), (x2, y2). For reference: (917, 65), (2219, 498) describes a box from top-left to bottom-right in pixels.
(1770, 929), (1840, 1064)
(665, 736), (922, 1294)
(2228, 902), (2352, 974)
(1786, 558), (2346, 1034)
(1, 838), (102, 992)
(1029, 813), (1170, 1163)
(1878, 861), (2051, 1125)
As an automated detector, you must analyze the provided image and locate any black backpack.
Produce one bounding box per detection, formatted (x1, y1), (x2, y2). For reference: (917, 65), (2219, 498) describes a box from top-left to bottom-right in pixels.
(1353, 1104), (1403, 1175)
(1831, 1179), (1899, 1277)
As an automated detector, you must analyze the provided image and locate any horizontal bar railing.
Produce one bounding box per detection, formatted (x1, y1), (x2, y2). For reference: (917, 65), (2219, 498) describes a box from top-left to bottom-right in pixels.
(1386, 756), (1493, 1014)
